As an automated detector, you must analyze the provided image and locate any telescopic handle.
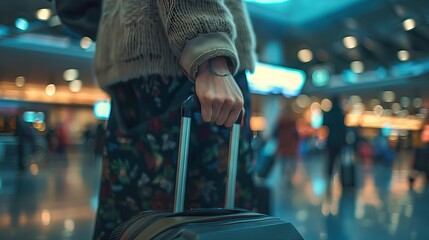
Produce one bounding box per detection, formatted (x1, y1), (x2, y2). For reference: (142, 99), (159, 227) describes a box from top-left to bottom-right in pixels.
(174, 95), (242, 213)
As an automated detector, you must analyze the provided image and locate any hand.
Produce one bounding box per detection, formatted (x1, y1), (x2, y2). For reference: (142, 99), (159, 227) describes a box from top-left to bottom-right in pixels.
(195, 57), (244, 128)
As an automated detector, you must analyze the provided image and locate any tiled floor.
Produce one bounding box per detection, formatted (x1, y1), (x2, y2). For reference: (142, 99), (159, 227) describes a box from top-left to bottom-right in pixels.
(0, 147), (428, 240)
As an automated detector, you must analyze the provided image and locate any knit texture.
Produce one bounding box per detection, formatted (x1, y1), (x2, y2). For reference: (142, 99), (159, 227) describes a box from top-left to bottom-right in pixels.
(94, 0), (256, 88)
(225, 0), (257, 72)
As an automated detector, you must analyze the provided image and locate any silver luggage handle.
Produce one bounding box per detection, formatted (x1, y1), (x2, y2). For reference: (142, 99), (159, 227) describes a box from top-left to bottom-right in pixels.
(174, 95), (242, 213)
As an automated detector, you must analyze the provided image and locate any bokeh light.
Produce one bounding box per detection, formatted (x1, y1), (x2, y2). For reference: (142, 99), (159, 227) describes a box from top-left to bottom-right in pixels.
(15, 76), (25, 87)
(69, 80), (82, 93)
(343, 36), (358, 49)
(36, 8), (52, 21)
(63, 69), (79, 81)
(298, 49), (313, 63)
(45, 84), (56, 96)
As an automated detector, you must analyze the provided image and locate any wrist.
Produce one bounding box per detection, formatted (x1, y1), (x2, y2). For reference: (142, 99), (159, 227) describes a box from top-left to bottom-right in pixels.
(198, 57), (231, 77)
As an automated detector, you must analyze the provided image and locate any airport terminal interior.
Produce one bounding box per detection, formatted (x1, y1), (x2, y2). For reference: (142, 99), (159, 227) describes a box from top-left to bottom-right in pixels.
(1, 0), (429, 239)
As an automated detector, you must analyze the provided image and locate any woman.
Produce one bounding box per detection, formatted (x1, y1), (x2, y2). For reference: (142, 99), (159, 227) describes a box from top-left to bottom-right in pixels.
(56, 0), (258, 239)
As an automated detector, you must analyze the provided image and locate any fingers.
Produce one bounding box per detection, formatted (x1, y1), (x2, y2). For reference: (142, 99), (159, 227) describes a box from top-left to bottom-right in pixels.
(223, 102), (243, 128)
(215, 98), (233, 126)
(200, 94), (213, 123)
(199, 94), (243, 127)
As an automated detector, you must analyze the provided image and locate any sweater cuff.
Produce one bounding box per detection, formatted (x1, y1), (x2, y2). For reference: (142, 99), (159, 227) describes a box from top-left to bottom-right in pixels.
(180, 32), (239, 82)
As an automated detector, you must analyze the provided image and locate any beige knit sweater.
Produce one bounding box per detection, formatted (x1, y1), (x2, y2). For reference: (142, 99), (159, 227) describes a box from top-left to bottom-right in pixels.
(94, 0), (256, 88)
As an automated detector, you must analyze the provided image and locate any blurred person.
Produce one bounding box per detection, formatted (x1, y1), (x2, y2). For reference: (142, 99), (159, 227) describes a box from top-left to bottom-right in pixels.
(15, 116), (29, 171)
(273, 113), (299, 185)
(83, 123), (95, 150)
(323, 96), (347, 190)
(373, 130), (394, 166)
(56, 0), (258, 239)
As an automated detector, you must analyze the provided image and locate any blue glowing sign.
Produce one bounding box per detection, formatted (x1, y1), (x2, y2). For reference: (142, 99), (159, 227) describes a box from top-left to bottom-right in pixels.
(246, 62), (306, 98)
(94, 101), (111, 120)
(23, 111), (45, 123)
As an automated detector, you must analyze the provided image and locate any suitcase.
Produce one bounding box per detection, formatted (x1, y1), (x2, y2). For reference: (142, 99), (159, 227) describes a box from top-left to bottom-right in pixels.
(109, 95), (303, 240)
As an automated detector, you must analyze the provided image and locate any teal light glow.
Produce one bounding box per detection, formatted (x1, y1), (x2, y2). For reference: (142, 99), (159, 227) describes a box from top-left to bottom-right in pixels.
(23, 111), (45, 123)
(311, 111), (323, 129)
(23, 111), (35, 122)
(15, 18), (29, 31)
(246, 62), (306, 97)
(246, 0), (290, 3)
(312, 178), (326, 196)
(94, 101), (111, 120)
(312, 68), (330, 87)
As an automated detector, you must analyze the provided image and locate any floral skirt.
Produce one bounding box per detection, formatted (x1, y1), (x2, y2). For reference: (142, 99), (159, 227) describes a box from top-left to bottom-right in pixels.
(93, 72), (255, 239)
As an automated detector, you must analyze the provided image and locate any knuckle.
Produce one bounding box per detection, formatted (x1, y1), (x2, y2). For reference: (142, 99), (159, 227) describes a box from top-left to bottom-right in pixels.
(224, 98), (234, 107)
(213, 97), (223, 105)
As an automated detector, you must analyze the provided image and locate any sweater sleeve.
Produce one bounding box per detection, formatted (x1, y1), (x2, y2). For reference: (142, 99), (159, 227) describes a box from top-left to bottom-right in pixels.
(225, 0), (257, 72)
(156, 0), (239, 82)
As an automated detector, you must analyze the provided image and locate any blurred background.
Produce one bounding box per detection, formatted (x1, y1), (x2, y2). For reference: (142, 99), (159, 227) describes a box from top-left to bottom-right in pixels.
(1, 0), (429, 239)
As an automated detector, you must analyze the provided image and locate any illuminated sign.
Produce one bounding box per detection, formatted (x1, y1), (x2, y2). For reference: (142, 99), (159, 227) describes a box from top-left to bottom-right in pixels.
(94, 101), (111, 120)
(246, 62), (306, 98)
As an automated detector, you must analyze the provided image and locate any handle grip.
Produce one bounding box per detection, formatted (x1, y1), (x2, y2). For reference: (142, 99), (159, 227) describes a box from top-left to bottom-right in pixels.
(181, 95), (243, 125)
(174, 94), (242, 213)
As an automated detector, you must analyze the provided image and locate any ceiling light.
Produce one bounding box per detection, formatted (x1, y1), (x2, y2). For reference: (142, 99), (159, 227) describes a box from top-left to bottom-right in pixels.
(310, 102), (321, 114)
(63, 69), (79, 81)
(413, 98), (422, 108)
(350, 61), (364, 73)
(45, 84), (56, 96)
(373, 105), (384, 117)
(296, 94), (311, 108)
(15, 18), (29, 31)
(80, 37), (93, 49)
(397, 50), (410, 61)
(343, 36), (357, 49)
(400, 97), (410, 107)
(382, 91), (395, 102)
(36, 8), (52, 21)
(15, 76), (25, 87)
(298, 49), (313, 63)
(392, 103), (401, 114)
(321, 99), (332, 112)
(350, 95), (362, 104)
(403, 18), (416, 31)
(69, 80), (82, 93)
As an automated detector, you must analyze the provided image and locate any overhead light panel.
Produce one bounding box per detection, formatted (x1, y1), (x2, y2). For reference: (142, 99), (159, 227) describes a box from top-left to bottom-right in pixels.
(45, 84), (56, 96)
(246, 62), (306, 97)
(69, 80), (82, 93)
(350, 61), (364, 73)
(382, 91), (395, 103)
(80, 37), (93, 49)
(397, 50), (410, 61)
(36, 8), (52, 21)
(413, 98), (422, 108)
(298, 49), (313, 63)
(63, 69), (79, 81)
(15, 76), (25, 87)
(403, 18), (416, 31)
(343, 36), (358, 49)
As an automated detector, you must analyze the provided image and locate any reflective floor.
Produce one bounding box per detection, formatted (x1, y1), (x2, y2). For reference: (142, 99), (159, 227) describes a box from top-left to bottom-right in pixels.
(0, 148), (428, 240)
